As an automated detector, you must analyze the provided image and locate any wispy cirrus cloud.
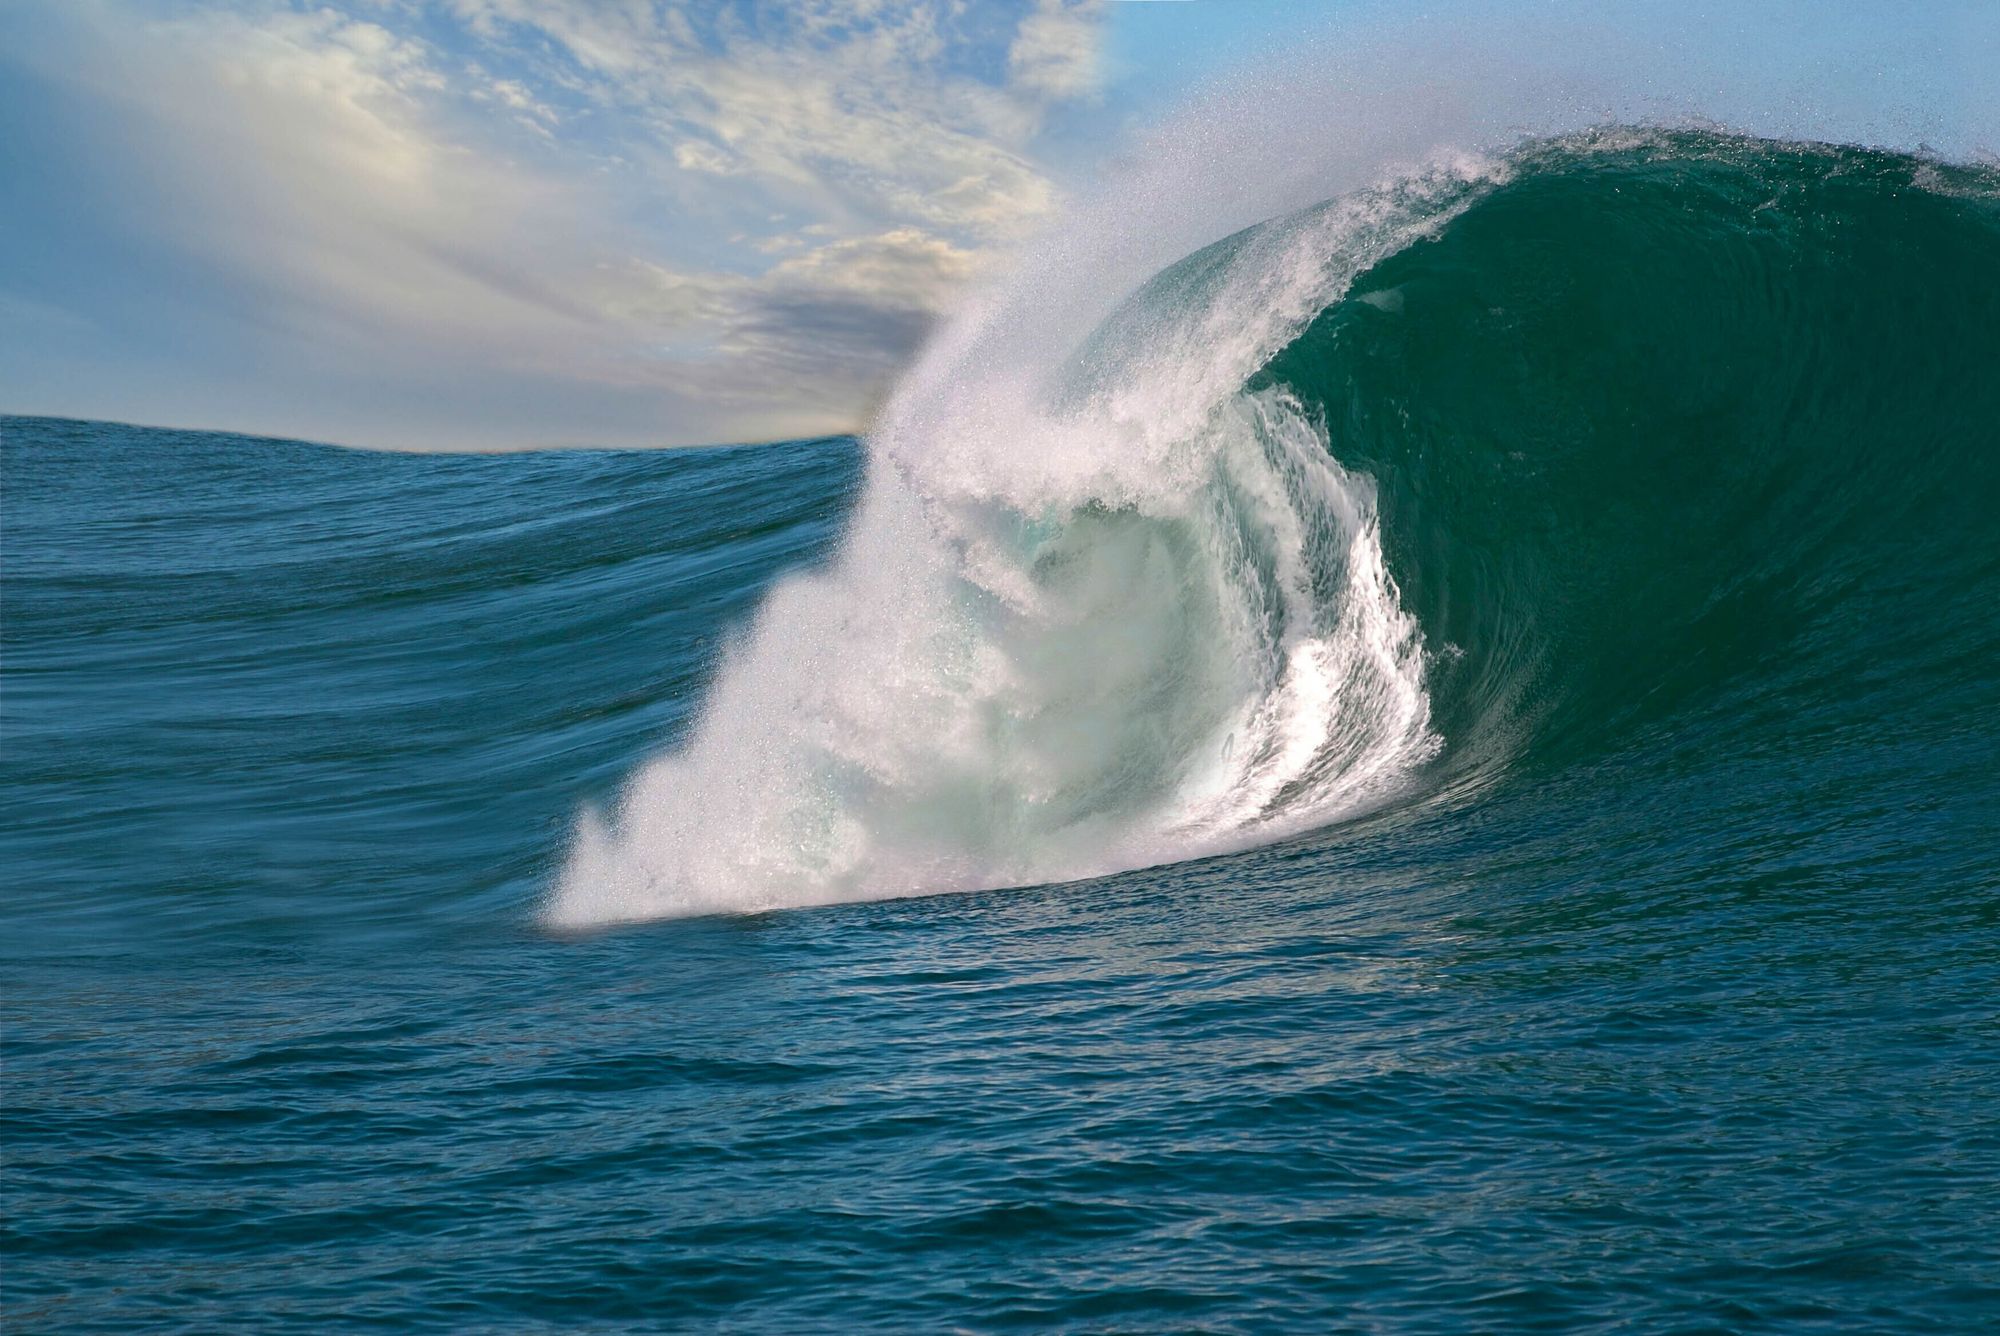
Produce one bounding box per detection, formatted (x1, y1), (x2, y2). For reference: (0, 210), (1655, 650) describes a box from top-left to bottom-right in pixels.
(0, 0), (1106, 448)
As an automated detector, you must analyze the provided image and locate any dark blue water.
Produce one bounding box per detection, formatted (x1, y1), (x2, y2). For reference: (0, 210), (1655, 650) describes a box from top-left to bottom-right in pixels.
(6, 411), (1997, 1332)
(6, 137), (2000, 1332)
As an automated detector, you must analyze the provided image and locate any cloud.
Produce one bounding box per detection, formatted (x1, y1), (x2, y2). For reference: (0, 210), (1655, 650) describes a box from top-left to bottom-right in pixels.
(447, 0), (1094, 246)
(599, 225), (982, 430)
(1010, 0), (1105, 102)
(0, 1), (1110, 448)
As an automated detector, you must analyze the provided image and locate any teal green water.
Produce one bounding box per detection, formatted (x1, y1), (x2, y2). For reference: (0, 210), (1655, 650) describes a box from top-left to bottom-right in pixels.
(5, 133), (2000, 1330)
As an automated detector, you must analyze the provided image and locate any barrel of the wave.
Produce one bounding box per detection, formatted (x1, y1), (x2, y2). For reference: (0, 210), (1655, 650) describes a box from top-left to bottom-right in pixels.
(1250, 130), (2000, 784)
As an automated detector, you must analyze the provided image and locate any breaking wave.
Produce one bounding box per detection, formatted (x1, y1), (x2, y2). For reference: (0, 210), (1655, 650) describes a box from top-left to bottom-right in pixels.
(550, 129), (2000, 926)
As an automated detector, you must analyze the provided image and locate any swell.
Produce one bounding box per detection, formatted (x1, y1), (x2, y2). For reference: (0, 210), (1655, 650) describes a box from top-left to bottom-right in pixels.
(550, 130), (2000, 927)
(0, 419), (862, 947)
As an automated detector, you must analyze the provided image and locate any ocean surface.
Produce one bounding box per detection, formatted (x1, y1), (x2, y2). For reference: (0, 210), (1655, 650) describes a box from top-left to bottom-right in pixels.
(6, 131), (2000, 1331)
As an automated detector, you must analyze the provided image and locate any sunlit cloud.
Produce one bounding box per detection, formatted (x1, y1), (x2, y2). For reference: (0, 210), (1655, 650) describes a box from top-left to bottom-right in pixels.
(0, 0), (1108, 447)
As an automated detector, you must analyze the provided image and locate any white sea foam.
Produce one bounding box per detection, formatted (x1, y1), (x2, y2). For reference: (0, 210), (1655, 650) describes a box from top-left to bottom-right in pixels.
(547, 157), (1501, 927)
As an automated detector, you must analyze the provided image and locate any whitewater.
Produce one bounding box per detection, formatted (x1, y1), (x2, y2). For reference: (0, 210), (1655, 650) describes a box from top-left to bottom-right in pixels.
(552, 156), (1518, 924)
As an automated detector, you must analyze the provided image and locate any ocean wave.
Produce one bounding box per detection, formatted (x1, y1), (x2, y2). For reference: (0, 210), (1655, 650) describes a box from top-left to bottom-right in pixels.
(549, 130), (2000, 927)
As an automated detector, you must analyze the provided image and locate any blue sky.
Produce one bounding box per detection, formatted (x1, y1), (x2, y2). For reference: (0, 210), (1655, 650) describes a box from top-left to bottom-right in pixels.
(2, 1), (1994, 449)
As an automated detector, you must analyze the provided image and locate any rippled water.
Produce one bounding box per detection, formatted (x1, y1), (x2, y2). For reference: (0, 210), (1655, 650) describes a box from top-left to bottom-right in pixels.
(7, 409), (1998, 1331)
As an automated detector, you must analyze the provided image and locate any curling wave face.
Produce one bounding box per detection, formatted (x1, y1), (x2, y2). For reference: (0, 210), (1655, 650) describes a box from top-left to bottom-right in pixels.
(550, 129), (2000, 927)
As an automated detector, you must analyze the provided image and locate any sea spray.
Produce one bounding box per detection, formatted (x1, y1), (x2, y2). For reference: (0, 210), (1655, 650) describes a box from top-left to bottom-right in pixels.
(547, 163), (1499, 926)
